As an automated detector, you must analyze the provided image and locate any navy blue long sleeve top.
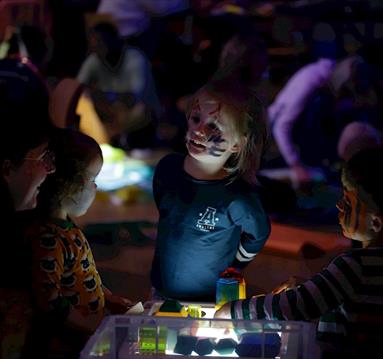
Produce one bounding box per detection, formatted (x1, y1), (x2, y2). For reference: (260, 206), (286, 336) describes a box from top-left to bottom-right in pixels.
(150, 153), (270, 300)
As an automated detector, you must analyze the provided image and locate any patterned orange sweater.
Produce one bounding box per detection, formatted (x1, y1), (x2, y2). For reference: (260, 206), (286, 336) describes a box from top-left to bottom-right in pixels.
(29, 218), (105, 318)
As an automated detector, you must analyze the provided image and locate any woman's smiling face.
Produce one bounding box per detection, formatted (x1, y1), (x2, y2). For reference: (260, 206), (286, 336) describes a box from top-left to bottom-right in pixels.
(4, 143), (56, 211)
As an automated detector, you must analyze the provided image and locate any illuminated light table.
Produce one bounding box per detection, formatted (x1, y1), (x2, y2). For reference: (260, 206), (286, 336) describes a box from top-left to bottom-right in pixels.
(80, 302), (320, 359)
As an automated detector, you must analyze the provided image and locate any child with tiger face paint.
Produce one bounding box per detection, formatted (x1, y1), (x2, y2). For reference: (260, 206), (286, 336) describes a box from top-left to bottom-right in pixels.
(215, 147), (383, 356)
(150, 73), (270, 300)
(338, 148), (383, 246)
(337, 187), (370, 243)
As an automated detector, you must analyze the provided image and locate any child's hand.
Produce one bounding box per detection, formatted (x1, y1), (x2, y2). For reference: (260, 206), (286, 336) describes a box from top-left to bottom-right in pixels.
(271, 276), (306, 295)
(214, 302), (232, 319)
(105, 294), (132, 314)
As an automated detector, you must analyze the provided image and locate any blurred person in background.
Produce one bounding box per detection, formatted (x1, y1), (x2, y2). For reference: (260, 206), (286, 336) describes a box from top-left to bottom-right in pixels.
(97, 0), (189, 58)
(77, 22), (161, 150)
(267, 54), (383, 189)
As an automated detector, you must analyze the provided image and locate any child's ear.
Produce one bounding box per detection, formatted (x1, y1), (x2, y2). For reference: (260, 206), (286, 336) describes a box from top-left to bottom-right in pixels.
(230, 136), (246, 153)
(229, 143), (241, 153)
(369, 214), (383, 234)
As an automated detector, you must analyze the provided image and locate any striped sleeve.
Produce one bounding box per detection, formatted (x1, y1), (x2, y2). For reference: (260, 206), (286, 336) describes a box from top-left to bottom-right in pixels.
(230, 253), (362, 321)
(235, 235), (259, 263)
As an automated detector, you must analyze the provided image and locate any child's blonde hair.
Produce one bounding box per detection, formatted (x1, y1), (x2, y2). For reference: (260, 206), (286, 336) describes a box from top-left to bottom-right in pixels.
(38, 128), (102, 213)
(188, 71), (268, 185)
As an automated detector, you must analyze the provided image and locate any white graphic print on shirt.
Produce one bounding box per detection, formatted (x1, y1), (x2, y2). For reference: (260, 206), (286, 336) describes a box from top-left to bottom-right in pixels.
(197, 207), (219, 232)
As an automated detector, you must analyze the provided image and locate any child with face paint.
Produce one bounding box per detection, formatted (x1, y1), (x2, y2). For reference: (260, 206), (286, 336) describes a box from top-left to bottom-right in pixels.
(215, 147), (383, 356)
(25, 129), (131, 357)
(150, 73), (271, 301)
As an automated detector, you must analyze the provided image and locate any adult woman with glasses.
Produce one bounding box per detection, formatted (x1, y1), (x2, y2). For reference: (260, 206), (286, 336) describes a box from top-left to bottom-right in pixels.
(0, 115), (55, 358)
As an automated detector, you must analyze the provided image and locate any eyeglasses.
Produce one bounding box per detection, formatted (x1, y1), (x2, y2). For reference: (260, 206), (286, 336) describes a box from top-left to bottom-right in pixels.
(24, 149), (56, 171)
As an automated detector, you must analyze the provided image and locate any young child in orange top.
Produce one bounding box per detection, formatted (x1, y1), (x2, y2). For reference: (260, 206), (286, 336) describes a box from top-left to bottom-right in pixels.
(26, 128), (130, 357)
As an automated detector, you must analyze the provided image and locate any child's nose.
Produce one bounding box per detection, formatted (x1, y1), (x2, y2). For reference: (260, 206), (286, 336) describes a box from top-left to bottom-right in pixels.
(194, 128), (205, 136)
(193, 123), (207, 137)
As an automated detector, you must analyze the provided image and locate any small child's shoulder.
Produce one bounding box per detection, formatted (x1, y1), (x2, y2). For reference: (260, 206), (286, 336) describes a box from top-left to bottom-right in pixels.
(345, 247), (383, 257)
(334, 247), (383, 266)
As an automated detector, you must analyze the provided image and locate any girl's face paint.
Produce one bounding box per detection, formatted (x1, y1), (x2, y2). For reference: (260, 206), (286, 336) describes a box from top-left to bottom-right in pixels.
(337, 187), (369, 241)
(185, 92), (240, 162)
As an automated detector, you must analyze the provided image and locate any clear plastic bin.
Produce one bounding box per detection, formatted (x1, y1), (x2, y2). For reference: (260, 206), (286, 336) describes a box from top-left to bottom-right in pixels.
(80, 314), (320, 359)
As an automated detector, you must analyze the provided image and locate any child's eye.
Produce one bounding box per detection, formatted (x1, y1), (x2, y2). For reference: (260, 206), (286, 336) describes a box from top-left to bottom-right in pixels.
(207, 122), (218, 131)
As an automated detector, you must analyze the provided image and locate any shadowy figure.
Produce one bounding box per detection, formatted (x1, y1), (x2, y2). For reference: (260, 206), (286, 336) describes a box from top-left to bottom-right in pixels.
(77, 22), (161, 150)
(0, 75), (54, 357)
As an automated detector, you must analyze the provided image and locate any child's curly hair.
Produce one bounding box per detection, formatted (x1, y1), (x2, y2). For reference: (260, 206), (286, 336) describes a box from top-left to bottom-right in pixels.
(38, 128), (102, 213)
